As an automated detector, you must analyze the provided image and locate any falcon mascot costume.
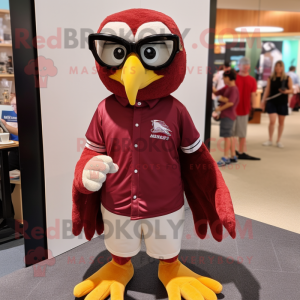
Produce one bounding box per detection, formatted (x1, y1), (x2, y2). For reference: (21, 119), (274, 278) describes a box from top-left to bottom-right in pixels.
(72, 8), (236, 300)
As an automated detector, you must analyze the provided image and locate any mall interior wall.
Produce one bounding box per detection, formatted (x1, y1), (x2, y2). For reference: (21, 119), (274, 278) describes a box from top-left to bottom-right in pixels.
(217, 0), (300, 12)
(0, 0), (9, 10)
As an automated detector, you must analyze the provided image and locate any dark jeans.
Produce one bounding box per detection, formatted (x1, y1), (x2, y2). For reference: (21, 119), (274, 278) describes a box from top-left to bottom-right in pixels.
(0, 148), (20, 219)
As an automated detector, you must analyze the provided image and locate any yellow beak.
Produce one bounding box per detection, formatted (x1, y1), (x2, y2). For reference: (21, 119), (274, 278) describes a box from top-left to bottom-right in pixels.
(109, 54), (163, 105)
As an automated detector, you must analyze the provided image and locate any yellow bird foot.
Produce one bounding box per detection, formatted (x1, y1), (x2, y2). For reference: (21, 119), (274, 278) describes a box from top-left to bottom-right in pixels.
(73, 258), (134, 300)
(158, 259), (222, 300)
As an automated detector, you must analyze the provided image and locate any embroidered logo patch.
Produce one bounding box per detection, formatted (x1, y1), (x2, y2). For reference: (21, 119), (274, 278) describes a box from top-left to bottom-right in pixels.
(150, 120), (172, 140)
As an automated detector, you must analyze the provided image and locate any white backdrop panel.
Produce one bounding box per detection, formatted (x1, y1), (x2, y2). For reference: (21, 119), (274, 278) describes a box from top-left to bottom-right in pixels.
(34, 0), (211, 256)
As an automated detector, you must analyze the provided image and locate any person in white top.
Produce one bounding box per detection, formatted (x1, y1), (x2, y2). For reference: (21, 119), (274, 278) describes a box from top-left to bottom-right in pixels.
(212, 62), (231, 110)
(287, 66), (300, 85)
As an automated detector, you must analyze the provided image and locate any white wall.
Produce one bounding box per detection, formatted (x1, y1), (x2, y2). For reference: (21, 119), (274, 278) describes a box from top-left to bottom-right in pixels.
(217, 0), (300, 12)
(34, 0), (211, 257)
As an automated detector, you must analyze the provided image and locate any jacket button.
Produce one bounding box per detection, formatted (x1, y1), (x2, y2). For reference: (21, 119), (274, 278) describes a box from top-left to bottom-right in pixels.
(133, 195), (137, 199)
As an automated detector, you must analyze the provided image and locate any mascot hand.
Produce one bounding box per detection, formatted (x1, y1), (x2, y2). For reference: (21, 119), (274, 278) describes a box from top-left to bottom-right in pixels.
(159, 260), (222, 300)
(82, 155), (119, 192)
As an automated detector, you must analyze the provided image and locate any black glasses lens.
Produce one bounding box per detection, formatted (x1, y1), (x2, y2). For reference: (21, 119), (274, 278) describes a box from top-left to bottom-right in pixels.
(94, 40), (127, 67)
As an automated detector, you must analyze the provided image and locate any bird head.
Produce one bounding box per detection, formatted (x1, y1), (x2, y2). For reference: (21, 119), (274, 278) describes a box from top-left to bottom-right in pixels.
(89, 9), (186, 105)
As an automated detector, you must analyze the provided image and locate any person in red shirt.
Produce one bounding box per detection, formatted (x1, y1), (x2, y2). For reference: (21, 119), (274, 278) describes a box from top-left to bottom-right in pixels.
(234, 57), (261, 160)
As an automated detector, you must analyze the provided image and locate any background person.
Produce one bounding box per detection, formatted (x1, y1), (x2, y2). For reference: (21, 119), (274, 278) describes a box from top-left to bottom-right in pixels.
(1, 94), (18, 138)
(0, 94), (19, 230)
(213, 61), (231, 90)
(213, 69), (240, 166)
(2, 93), (19, 187)
(261, 61), (293, 148)
(212, 61), (231, 111)
(286, 66), (299, 113)
(234, 57), (260, 160)
(286, 66), (300, 86)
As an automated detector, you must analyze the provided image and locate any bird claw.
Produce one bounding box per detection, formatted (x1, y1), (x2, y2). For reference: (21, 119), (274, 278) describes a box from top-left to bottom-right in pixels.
(73, 259), (134, 300)
(158, 259), (222, 300)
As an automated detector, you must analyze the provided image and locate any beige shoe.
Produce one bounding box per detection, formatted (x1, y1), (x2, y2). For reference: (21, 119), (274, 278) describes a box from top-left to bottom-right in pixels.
(276, 142), (284, 148)
(262, 140), (272, 146)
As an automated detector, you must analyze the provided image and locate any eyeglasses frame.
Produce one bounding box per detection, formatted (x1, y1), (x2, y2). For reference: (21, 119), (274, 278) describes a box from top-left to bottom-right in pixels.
(88, 33), (182, 71)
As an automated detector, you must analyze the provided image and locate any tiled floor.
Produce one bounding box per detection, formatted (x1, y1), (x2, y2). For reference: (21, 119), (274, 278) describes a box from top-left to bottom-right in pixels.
(0, 237), (24, 278)
(210, 112), (300, 234)
(0, 209), (299, 300)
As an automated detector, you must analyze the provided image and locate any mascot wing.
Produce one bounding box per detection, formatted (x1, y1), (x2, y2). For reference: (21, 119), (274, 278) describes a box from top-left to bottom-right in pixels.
(72, 148), (104, 240)
(179, 143), (236, 242)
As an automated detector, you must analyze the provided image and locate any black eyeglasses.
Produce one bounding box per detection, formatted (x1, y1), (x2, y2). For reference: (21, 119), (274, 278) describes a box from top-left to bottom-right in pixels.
(88, 33), (182, 70)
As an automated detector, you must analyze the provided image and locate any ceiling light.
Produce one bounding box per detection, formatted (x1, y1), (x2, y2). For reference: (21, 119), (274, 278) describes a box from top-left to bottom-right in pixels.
(235, 26), (284, 33)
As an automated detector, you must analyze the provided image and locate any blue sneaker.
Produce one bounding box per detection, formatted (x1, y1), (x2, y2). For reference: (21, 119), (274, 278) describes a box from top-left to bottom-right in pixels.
(217, 157), (231, 167)
(230, 155), (238, 163)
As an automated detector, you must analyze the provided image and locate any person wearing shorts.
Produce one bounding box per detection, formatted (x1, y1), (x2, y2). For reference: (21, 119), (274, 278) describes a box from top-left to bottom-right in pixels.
(213, 69), (239, 167)
(261, 60), (293, 148)
(234, 57), (260, 160)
